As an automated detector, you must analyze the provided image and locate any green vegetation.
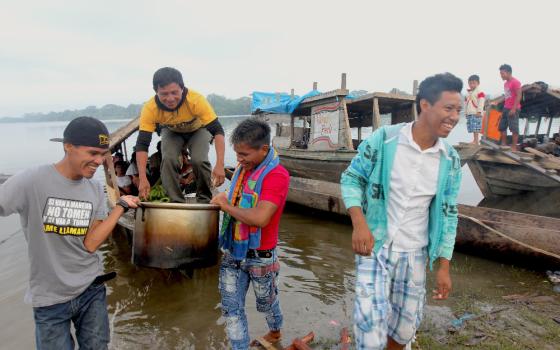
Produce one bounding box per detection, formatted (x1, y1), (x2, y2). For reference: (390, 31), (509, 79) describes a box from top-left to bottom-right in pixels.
(0, 94), (252, 123)
(206, 94), (251, 116)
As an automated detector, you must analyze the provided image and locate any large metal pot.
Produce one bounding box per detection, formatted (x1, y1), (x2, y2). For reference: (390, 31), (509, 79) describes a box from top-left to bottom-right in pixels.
(132, 202), (220, 269)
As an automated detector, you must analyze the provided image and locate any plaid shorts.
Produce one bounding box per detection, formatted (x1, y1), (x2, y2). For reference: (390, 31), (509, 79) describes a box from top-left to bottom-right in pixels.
(354, 246), (427, 350)
(466, 114), (482, 133)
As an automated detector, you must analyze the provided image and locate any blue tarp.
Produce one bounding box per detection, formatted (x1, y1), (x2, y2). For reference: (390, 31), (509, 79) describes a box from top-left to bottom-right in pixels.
(251, 90), (321, 114)
(251, 90), (361, 114)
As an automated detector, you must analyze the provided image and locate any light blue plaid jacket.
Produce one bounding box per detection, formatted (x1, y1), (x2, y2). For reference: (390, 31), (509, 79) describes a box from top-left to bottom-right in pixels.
(340, 124), (462, 269)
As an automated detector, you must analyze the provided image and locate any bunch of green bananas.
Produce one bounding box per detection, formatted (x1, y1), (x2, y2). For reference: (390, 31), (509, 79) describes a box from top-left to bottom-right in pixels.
(148, 184), (170, 203)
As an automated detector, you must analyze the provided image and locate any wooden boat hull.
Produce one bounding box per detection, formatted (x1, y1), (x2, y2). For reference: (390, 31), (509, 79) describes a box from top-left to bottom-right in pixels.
(455, 143), (560, 199)
(468, 159), (560, 196)
(456, 205), (560, 260)
(277, 147), (355, 182)
(283, 174), (560, 264)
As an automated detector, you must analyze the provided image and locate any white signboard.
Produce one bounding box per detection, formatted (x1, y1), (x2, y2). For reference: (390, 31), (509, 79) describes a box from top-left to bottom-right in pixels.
(310, 103), (340, 150)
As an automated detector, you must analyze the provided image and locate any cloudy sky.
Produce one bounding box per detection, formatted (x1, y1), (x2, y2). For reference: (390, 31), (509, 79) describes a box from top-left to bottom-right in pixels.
(1, 0), (558, 117)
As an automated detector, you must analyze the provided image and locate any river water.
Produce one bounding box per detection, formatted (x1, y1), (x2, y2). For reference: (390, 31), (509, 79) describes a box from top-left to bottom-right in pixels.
(0, 117), (556, 349)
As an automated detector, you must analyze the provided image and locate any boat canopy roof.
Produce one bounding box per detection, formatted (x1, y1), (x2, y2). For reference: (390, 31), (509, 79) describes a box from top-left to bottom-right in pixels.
(253, 87), (415, 129)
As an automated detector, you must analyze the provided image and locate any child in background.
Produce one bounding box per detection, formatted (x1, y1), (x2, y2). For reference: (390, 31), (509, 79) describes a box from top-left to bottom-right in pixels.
(115, 161), (133, 195)
(465, 74), (486, 144)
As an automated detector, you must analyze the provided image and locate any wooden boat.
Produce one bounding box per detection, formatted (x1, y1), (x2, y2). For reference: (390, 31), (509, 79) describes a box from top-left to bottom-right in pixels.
(249, 75), (560, 264)
(102, 118), (220, 269)
(455, 82), (560, 202)
(225, 166), (560, 265)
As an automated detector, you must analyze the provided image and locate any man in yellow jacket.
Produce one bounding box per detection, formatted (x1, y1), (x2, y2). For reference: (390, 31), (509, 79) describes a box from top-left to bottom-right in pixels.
(135, 67), (225, 203)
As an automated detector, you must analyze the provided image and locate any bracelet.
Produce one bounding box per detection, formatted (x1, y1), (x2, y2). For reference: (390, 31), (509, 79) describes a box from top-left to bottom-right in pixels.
(117, 198), (129, 213)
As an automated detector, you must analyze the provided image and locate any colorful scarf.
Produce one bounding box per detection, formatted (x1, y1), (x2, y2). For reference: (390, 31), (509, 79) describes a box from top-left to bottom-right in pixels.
(219, 147), (280, 260)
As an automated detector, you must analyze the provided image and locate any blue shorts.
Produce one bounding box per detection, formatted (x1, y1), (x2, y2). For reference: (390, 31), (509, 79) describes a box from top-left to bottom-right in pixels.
(466, 114), (482, 133)
(354, 246), (427, 350)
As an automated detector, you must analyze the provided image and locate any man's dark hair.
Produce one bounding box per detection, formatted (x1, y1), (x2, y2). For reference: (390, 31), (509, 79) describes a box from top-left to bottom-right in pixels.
(153, 67), (185, 91)
(468, 75), (480, 83)
(231, 118), (271, 149)
(416, 73), (463, 114)
(499, 64), (512, 73)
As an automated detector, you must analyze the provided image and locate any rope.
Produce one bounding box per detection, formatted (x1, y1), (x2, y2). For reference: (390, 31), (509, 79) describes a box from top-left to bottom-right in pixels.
(459, 214), (560, 261)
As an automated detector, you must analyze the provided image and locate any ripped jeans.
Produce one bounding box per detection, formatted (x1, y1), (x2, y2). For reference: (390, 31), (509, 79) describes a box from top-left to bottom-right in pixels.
(219, 250), (283, 350)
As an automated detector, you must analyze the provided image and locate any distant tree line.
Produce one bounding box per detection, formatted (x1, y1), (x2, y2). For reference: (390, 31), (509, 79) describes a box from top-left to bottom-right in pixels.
(0, 94), (252, 123)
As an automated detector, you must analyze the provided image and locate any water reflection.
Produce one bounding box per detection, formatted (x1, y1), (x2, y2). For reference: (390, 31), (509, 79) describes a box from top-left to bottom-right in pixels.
(101, 208), (356, 349)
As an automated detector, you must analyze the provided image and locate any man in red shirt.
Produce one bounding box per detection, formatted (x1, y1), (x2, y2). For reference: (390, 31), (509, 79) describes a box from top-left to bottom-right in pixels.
(211, 118), (289, 350)
(499, 64), (523, 151)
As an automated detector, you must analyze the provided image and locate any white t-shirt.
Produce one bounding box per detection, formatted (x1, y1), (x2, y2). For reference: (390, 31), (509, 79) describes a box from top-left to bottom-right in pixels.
(117, 175), (131, 188)
(125, 162), (138, 176)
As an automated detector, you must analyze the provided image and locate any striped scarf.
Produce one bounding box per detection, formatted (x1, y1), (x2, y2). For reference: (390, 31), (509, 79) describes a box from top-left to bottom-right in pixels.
(219, 148), (280, 260)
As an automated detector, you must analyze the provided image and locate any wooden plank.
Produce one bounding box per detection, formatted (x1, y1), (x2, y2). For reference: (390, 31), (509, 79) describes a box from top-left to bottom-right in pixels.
(525, 147), (560, 165)
(300, 89), (348, 104)
(481, 139), (560, 183)
(372, 97), (381, 131)
(474, 150), (560, 170)
(109, 116), (140, 150)
(103, 154), (120, 207)
(341, 100), (353, 150)
(372, 92), (415, 101)
(346, 92), (415, 105)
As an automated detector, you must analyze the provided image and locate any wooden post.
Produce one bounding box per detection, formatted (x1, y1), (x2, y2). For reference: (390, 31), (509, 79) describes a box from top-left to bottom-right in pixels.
(313, 82), (318, 91)
(290, 88), (295, 100)
(373, 97), (381, 131)
(290, 115), (295, 148)
(358, 127), (362, 142)
(341, 73), (347, 90)
(122, 140), (128, 161)
(523, 116), (530, 136)
(412, 80), (419, 96)
(103, 154), (120, 207)
(535, 116), (542, 138)
(341, 100), (354, 150)
(546, 116), (553, 139)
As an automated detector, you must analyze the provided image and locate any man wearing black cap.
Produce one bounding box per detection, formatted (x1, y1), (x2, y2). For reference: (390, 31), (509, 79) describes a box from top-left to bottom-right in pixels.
(0, 116), (139, 350)
(135, 67), (226, 203)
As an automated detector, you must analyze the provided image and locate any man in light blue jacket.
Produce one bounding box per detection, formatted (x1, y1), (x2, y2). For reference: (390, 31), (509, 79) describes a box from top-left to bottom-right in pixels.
(341, 73), (463, 350)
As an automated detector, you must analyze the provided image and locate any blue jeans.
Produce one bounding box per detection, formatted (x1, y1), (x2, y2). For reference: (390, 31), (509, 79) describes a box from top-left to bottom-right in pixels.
(219, 250), (283, 350)
(33, 282), (110, 350)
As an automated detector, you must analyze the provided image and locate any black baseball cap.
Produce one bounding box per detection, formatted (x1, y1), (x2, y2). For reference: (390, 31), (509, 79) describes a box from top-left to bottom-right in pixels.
(51, 116), (110, 149)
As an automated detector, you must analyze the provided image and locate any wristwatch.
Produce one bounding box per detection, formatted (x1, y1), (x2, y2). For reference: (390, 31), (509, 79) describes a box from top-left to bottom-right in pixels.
(117, 198), (130, 213)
